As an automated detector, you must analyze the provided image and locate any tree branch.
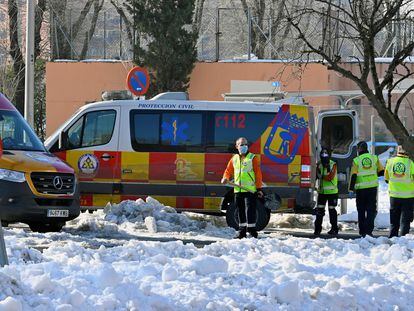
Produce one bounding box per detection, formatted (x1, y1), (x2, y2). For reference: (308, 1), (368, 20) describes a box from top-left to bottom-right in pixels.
(80, 0), (104, 60)
(394, 84), (414, 115)
(110, 0), (133, 45)
(380, 41), (414, 89)
(71, 0), (95, 39)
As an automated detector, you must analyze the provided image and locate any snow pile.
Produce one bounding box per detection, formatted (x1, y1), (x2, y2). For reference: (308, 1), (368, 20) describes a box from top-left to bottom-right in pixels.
(2, 233), (414, 310)
(68, 197), (234, 238)
(268, 214), (314, 229)
(104, 197), (231, 235)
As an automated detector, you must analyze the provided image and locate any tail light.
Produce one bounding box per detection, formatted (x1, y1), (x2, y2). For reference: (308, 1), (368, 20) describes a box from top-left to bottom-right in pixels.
(300, 156), (311, 188)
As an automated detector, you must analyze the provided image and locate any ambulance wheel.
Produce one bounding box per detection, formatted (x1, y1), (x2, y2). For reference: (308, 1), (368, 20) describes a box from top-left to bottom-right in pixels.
(28, 222), (64, 233)
(225, 199), (271, 231)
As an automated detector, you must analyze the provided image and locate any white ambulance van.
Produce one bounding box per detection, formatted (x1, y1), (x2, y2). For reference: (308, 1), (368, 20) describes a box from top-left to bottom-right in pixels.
(45, 93), (358, 230)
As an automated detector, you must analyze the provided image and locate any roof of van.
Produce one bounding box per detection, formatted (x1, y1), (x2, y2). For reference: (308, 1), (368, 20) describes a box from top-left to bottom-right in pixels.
(0, 93), (17, 111)
(81, 97), (308, 113)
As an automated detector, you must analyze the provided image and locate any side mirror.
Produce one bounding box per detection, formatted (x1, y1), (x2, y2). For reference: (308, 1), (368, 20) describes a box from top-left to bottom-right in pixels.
(58, 132), (68, 150)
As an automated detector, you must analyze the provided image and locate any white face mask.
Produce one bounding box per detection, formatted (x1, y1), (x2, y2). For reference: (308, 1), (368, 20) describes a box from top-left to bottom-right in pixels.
(239, 145), (248, 154)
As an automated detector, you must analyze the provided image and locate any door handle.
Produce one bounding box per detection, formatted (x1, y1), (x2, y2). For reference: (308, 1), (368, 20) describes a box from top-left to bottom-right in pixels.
(122, 169), (133, 174)
(100, 153), (114, 160)
(207, 171), (215, 175)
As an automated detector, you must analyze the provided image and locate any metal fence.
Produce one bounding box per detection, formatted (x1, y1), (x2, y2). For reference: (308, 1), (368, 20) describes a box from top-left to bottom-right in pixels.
(47, 3), (414, 62)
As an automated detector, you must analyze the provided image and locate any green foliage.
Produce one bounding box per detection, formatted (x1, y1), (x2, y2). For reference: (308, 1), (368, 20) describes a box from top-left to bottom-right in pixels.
(125, 0), (197, 97)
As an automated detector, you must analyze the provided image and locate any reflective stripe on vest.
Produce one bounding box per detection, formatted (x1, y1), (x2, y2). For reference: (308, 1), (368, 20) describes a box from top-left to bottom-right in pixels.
(319, 160), (338, 195)
(355, 153), (379, 190)
(233, 153), (256, 193)
(387, 156), (414, 198)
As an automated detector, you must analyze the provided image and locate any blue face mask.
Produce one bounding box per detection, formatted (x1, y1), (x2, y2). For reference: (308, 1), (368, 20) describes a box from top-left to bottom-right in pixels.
(239, 145), (248, 154)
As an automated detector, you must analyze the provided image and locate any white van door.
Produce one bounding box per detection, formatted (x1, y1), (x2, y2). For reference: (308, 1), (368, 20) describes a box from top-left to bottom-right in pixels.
(58, 107), (121, 208)
(317, 109), (359, 197)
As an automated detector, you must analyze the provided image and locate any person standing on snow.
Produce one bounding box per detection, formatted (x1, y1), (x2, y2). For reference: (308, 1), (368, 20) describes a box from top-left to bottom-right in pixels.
(221, 137), (264, 239)
(349, 141), (384, 237)
(385, 145), (414, 238)
(314, 148), (339, 236)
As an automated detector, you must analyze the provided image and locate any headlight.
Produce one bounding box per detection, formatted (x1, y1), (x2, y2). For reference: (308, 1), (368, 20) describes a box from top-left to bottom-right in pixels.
(0, 169), (26, 183)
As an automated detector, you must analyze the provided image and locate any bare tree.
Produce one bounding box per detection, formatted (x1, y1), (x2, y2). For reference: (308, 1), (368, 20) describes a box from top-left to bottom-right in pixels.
(193, 0), (206, 33)
(240, 0), (266, 58)
(80, 0), (104, 59)
(7, 0), (46, 114)
(285, 0), (414, 159)
(110, 0), (133, 44)
(49, 0), (95, 59)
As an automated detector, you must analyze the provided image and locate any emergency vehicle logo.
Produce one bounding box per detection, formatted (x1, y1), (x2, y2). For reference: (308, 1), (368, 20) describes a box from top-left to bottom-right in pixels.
(78, 154), (99, 175)
(162, 117), (188, 145)
(361, 157), (373, 169)
(264, 108), (308, 164)
(393, 162), (406, 177)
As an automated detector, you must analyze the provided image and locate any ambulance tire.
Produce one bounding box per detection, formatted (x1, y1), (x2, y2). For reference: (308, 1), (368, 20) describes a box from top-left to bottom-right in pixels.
(28, 222), (64, 233)
(225, 199), (271, 231)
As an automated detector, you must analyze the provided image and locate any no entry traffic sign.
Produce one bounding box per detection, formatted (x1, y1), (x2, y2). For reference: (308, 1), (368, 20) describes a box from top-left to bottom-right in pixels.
(126, 66), (150, 96)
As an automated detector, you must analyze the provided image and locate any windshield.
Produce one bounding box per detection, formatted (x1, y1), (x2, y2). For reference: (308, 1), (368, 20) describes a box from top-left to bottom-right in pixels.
(0, 110), (45, 151)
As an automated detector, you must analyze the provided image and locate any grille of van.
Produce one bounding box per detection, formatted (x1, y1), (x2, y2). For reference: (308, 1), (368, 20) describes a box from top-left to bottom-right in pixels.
(30, 173), (75, 195)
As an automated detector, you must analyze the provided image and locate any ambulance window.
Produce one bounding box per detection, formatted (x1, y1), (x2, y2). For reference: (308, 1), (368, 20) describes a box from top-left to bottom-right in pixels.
(67, 117), (83, 149)
(210, 112), (275, 152)
(321, 115), (353, 155)
(82, 110), (116, 147)
(130, 110), (204, 152)
(132, 113), (160, 145)
(161, 113), (202, 147)
(65, 110), (116, 149)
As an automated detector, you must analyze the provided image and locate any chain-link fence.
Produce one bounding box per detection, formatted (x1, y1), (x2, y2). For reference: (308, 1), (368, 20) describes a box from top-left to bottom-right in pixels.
(49, 2), (133, 61)
(45, 2), (414, 63)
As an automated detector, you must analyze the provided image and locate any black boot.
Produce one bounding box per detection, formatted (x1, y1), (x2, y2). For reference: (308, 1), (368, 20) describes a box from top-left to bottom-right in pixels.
(235, 227), (247, 239)
(314, 214), (323, 236)
(248, 228), (258, 238)
(327, 228), (339, 235)
(328, 209), (338, 235)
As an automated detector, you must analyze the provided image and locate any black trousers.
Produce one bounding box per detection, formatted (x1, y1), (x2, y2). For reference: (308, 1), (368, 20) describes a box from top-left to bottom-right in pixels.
(356, 187), (378, 236)
(389, 197), (414, 238)
(314, 193), (338, 233)
(235, 192), (256, 229)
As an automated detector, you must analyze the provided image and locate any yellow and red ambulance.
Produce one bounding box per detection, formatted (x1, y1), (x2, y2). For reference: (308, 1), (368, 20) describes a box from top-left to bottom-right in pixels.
(45, 93), (358, 230)
(0, 93), (79, 232)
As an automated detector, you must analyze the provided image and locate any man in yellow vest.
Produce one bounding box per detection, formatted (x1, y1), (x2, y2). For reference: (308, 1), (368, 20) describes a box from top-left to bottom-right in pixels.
(349, 141), (384, 237)
(385, 145), (414, 238)
(314, 148), (339, 236)
(221, 137), (264, 239)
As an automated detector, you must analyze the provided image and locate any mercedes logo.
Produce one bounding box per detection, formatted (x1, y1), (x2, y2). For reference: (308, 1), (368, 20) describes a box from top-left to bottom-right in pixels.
(53, 176), (63, 190)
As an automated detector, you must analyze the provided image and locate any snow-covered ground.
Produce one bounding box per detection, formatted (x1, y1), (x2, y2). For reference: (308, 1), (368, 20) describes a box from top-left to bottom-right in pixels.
(1, 179), (413, 310)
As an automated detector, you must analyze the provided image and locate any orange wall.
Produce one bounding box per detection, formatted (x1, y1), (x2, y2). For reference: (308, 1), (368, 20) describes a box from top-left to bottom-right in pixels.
(46, 61), (134, 136)
(45, 61), (335, 136)
(188, 62), (330, 100)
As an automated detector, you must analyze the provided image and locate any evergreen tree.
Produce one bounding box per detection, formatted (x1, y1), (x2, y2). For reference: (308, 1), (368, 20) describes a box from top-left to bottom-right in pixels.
(125, 0), (197, 97)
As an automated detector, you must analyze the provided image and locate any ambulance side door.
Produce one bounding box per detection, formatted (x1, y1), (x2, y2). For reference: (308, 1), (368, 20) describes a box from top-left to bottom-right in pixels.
(316, 109), (359, 197)
(59, 107), (121, 208)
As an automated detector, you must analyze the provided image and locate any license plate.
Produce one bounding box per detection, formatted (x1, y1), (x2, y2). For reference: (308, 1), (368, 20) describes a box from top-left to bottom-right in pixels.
(47, 210), (69, 217)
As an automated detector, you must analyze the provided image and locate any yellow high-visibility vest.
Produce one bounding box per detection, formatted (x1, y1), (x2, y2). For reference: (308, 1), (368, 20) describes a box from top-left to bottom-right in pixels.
(354, 153), (379, 189)
(386, 156), (414, 198)
(319, 160), (338, 195)
(232, 153), (256, 193)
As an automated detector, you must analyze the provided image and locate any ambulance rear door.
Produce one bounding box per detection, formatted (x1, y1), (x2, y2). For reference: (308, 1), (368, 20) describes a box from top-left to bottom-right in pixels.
(58, 106), (121, 208)
(316, 109), (359, 197)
